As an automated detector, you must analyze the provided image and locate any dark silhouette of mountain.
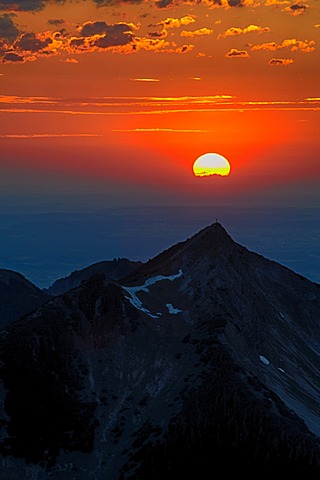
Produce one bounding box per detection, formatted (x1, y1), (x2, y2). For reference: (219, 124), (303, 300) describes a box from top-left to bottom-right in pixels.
(44, 258), (143, 296)
(0, 269), (51, 329)
(1, 223), (320, 479)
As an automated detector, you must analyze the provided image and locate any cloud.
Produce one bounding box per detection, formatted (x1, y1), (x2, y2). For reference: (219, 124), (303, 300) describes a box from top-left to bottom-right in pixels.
(71, 21), (136, 49)
(158, 16), (196, 29)
(148, 29), (167, 39)
(15, 32), (53, 52)
(80, 21), (136, 37)
(218, 24), (270, 39)
(160, 0), (259, 7)
(1, 30), (65, 62)
(251, 41), (278, 51)
(2, 51), (24, 62)
(61, 57), (78, 63)
(130, 78), (160, 81)
(283, 3), (308, 15)
(93, 31), (134, 48)
(0, 13), (19, 42)
(48, 19), (65, 26)
(281, 38), (315, 53)
(265, 0), (290, 4)
(93, 0), (144, 6)
(0, 13), (206, 62)
(0, 0), (49, 11)
(269, 57), (293, 66)
(180, 28), (214, 37)
(225, 48), (250, 58)
(0, 133), (102, 138)
(155, 0), (176, 7)
(251, 38), (315, 53)
(148, 15), (195, 40)
(112, 128), (212, 132)
(67, 33), (188, 55)
(176, 43), (194, 53)
(0, 37), (7, 50)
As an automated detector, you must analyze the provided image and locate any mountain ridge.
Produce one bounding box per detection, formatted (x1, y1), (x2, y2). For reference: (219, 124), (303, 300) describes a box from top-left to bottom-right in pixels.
(1, 222), (320, 478)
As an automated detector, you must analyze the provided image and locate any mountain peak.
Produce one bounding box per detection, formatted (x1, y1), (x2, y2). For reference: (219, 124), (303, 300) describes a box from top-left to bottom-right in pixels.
(121, 221), (236, 285)
(188, 221), (234, 247)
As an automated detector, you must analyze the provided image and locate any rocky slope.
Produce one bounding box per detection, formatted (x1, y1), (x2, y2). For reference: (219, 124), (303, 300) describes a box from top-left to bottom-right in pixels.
(0, 269), (51, 329)
(1, 223), (320, 478)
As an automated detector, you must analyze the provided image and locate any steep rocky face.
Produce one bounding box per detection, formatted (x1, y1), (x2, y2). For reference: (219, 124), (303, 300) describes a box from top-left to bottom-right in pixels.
(1, 223), (320, 479)
(45, 258), (143, 296)
(0, 269), (51, 329)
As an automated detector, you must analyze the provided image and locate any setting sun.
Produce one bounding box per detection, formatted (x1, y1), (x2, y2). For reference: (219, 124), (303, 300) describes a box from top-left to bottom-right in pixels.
(193, 153), (231, 177)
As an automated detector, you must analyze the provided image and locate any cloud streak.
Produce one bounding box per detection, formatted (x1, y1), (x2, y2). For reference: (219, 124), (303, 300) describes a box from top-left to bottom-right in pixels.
(0, 133), (102, 138)
(1, 95), (319, 120)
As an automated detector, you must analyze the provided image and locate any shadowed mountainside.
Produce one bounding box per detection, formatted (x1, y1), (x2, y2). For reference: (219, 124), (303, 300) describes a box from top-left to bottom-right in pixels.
(1, 223), (320, 478)
(0, 269), (51, 329)
(44, 258), (143, 296)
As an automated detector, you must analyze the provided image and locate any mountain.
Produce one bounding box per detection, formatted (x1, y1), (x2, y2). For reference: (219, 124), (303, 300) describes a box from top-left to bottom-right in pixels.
(44, 258), (143, 296)
(1, 223), (320, 479)
(0, 269), (51, 329)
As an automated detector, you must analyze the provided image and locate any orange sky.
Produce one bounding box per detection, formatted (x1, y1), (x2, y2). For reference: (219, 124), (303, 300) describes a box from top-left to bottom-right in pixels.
(0, 0), (319, 207)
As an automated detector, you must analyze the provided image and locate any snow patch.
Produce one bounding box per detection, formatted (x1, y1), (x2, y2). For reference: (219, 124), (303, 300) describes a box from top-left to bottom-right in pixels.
(278, 367), (285, 373)
(259, 355), (270, 365)
(166, 303), (182, 315)
(123, 270), (183, 319)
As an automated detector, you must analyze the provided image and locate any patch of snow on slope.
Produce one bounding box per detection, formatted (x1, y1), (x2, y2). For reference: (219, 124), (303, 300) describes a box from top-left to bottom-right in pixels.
(123, 270), (183, 319)
(166, 304), (182, 314)
(259, 355), (270, 365)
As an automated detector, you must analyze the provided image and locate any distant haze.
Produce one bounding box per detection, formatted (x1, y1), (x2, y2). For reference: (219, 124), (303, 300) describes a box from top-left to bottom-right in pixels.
(0, 204), (318, 288)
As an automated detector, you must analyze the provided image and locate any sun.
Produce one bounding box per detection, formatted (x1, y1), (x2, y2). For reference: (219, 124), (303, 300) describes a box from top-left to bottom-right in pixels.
(193, 153), (231, 177)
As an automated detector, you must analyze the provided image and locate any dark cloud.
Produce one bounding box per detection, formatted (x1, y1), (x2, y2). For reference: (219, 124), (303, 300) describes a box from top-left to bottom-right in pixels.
(2, 51), (24, 62)
(80, 21), (132, 37)
(69, 37), (85, 48)
(15, 32), (52, 52)
(289, 3), (307, 13)
(283, 3), (308, 15)
(228, 0), (243, 6)
(92, 30), (133, 48)
(48, 19), (65, 26)
(148, 30), (165, 38)
(0, 13), (19, 42)
(93, 0), (143, 6)
(155, 0), (175, 7)
(0, 0), (45, 11)
(78, 21), (134, 48)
